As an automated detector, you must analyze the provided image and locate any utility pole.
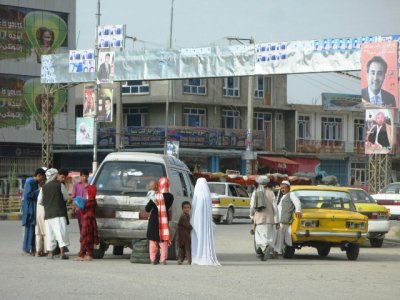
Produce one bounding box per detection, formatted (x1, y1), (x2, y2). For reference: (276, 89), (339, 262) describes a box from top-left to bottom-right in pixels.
(164, 0), (174, 154)
(92, 0), (101, 173)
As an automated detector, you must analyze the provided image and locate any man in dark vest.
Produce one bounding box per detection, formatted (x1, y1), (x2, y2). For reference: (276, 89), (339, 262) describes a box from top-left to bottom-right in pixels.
(274, 180), (302, 256)
(42, 169), (70, 259)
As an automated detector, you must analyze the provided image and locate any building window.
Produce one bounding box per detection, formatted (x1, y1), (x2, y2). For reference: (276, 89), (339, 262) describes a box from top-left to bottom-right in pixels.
(350, 162), (367, 185)
(183, 107), (206, 127)
(123, 107), (148, 126)
(276, 113), (283, 121)
(253, 112), (272, 130)
(254, 76), (264, 98)
(183, 78), (206, 95)
(321, 117), (342, 140)
(298, 115), (311, 139)
(354, 119), (365, 142)
(122, 81), (150, 94)
(75, 105), (83, 118)
(223, 77), (240, 97)
(222, 109), (240, 129)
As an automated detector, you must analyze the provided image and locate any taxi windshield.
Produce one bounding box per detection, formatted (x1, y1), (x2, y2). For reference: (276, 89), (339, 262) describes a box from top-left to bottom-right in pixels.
(293, 190), (356, 211)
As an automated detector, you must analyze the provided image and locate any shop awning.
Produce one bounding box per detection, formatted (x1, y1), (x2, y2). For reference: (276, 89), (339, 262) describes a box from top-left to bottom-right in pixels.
(290, 158), (320, 173)
(257, 156), (299, 175)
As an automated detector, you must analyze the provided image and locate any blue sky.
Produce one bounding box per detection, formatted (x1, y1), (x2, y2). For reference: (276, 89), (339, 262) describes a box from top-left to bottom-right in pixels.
(76, 0), (400, 103)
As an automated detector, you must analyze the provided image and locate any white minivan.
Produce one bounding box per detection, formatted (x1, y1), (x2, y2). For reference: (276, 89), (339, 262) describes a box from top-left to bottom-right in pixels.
(91, 152), (195, 260)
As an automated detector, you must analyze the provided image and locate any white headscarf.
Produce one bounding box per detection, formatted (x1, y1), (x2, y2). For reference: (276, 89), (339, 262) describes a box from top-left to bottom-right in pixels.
(45, 168), (58, 183)
(190, 177), (220, 266)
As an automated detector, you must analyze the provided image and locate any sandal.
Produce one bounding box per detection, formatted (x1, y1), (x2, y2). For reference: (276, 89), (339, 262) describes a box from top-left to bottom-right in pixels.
(60, 254), (69, 260)
(74, 257), (84, 261)
(83, 256), (93, 261)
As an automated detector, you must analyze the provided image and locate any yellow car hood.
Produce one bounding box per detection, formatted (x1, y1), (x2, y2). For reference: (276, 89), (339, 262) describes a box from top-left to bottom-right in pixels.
(354, 203), (389, 213)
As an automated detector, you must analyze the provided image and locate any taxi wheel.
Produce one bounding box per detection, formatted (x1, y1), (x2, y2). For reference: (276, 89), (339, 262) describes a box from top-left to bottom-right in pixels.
(224, 208), (234, 225)
(213, 216), (222, 224)
(345, 243), (360, 261)
(317, 246), (331, 257)
(369, 238), (384, 248)
(283, 246), (295, 259)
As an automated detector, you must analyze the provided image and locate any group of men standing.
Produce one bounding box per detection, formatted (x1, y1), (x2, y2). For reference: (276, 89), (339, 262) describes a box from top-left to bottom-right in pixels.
(21, 168), (72, 259)
(250, 178), (302, 260)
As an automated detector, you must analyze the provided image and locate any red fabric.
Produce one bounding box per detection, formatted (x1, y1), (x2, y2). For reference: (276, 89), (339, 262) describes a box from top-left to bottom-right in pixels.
(290, 158), (320, 173)
(257, 156), (299, 175)
(79, 185), (99, 257)
(156, 177), (171, 244)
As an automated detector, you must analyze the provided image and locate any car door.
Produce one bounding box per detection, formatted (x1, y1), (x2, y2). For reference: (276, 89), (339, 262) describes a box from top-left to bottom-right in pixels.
(234, 185), (250, 217)
(227, 184), (238, 210)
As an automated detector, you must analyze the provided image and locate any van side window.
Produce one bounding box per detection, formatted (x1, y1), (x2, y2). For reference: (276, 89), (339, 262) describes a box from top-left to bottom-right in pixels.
(178, 172), (188, 197)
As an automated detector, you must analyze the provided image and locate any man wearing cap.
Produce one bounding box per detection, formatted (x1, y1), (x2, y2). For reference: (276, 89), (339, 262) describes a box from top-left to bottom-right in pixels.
(250, 176), (279, 261)
(274, 180), (302, 257)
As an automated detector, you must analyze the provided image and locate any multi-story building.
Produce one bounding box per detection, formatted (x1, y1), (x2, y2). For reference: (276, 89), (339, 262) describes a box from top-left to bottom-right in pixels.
(58, 75), (289, 173)
(0, 0), (77, 176)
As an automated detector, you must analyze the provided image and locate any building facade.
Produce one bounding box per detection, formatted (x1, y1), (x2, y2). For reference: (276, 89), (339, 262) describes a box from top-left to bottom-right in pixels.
(0, 0), (77, 176)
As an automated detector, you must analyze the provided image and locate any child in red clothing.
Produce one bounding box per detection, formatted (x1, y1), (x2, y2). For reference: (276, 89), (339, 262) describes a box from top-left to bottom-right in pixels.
(75, 185), (99, 261)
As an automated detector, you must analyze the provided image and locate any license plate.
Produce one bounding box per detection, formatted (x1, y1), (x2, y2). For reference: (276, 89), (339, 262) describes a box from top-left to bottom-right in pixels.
(116, 211), (139, 219)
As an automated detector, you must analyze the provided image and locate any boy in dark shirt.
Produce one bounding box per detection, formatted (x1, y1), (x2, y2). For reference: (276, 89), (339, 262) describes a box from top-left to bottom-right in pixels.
(177, 201), (192, 265)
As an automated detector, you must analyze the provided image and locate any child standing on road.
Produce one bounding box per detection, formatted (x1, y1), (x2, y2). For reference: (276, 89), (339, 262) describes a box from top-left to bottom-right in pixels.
(75, 185), (99, 261)
(145, 178), (174, 265)
(177, 201), (192, 265)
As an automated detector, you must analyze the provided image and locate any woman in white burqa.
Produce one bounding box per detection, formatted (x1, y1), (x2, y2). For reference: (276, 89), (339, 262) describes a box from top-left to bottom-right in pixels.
(190, 178), (220, 266)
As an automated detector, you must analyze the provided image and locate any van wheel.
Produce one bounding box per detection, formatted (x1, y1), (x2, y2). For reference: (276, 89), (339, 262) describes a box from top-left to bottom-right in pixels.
(346, 243), (360, 261)
(113, 245), (124, 255)
(283, 246), (295, 259)
(168, 235), (179, 260)
(224, 208), (234, 225)
(92, 241), (108, 259)
(317, 246), (331, 257)
(369, 238), (383, 248)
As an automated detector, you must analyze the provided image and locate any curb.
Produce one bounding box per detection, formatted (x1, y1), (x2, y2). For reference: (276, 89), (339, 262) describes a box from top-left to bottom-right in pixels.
(0, 213), (22, 221)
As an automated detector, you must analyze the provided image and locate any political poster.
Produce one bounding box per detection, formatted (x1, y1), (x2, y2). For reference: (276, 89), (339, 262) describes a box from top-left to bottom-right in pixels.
(97, 52), (115, 84)
(69, 50), (95, 73)
(97, 87), (113, 122)
(83, 85), (96, 117)
(365, 108), (395, 155)
(361, 41), (398, 108)
(76, 117), (94, 145)
(97, 24), (125, 49)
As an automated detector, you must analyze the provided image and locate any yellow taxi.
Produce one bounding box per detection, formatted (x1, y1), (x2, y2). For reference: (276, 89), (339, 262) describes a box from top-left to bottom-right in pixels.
(345, 187), (390, 248)
(208, 182), (250, 224)
(285, 185), (368, 261)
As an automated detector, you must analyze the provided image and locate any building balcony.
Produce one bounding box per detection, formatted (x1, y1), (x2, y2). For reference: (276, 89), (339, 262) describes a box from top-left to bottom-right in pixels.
(296, 139), (365, 154)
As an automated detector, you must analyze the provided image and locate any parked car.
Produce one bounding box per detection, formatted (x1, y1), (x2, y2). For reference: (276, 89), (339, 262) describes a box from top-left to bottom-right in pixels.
(91, 152), (195, 260)
(208, 182), (250, 224)
(279, 185), (368, 260)
(370, 182), (400, 220)
(344, 187), (390, 248)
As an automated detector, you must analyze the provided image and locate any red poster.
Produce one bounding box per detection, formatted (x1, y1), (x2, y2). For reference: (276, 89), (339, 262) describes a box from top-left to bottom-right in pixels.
(361, 41), (398, 108)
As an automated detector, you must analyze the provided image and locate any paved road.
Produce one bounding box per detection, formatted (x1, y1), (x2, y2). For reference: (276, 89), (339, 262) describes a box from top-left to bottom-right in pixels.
(0, 220), (399, 300)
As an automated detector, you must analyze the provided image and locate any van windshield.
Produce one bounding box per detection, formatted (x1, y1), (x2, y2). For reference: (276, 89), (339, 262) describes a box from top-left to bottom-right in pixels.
(94, 161), (166, 195)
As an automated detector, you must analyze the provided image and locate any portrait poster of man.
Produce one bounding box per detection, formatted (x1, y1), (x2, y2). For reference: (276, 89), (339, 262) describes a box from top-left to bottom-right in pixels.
(97, 51), (114, 84)
(83, 84), (96, 117)
(365, 108), (395, 155)
(361, 41), (398, 108)
(97, 87), (113, 122)
(76, 117), (94, 145)
(166, 140), (179, 158)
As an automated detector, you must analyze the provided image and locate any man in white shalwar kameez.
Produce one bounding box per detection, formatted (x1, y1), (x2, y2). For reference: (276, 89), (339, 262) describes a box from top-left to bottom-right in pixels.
(274, 180), (302, 256)
(190, 178), (220, 266)
(250, 176), (279, 261)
